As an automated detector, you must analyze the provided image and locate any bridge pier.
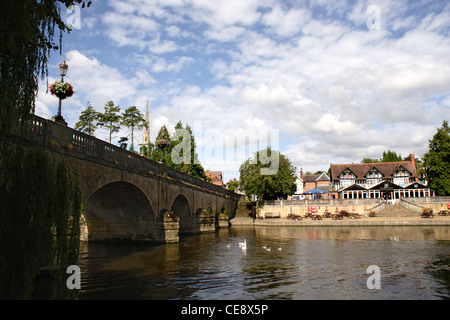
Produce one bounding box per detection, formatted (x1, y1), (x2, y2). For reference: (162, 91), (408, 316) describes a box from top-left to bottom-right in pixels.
(161, 210), (180, 243)
(216, 215), (230, 229)
(197, 209), (216, 233)
(158, 209), (230, 243)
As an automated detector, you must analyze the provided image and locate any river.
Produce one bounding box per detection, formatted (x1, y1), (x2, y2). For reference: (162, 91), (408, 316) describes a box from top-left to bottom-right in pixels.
(64, 225), (450, 300)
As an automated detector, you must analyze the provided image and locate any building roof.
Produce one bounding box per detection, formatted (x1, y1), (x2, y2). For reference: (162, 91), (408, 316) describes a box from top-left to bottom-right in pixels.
(205, 170), (223, 187)
(302, 172), (330, 182)
(402, 182), (429, 190)
(330, 161), (417, 181)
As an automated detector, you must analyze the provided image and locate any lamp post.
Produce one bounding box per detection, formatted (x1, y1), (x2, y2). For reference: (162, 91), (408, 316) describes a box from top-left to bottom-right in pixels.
(156, 127), (170, 164)
(52, 60), (69, 126)
(156, 138), (170, 164)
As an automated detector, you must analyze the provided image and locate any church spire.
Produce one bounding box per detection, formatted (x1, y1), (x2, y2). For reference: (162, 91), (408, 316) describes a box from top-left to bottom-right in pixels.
(139, 99), (150, 155)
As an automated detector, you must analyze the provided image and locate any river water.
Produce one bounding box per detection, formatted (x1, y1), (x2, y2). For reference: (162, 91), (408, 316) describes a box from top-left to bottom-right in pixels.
(70, 225), (450, 300)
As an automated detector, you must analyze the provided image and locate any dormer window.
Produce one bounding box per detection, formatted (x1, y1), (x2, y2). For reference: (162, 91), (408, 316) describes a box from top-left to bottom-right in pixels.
(393, 166), (411, 186)
(365, 167), (383, 185)
(339, 169), (356, 187)
(366, 168), (383, 179)
(393, 166), (410, 178)
(339, 169), (356, 180)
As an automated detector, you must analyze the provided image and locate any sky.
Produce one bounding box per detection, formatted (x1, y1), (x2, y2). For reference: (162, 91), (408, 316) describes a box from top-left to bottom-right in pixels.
(36, 0), (450, 183)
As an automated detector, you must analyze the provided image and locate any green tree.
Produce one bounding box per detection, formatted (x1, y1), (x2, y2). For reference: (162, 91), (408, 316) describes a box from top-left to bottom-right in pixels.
(226, 179), (240, 192)
(0, 144), (81, 299)
(0, 1), (92, 135)
(121, 106), (148, 151)
(147, 122), (207, 179)
(149, 125), (172, 164)
(97, 101), (121, 144)
(423, 121), (450, 196)
(381, 150), (403, 162)
(240, 148), (297, 200)
(170, 121), (206, 180)
(361, 158), (380, 163)
(0, 0), (90, 299)
(361, 151), (402, 163)
(75, 102), (99, 136)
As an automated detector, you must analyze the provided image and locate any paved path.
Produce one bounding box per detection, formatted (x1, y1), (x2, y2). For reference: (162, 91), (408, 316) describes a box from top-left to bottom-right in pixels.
(230, 216), (450, 227)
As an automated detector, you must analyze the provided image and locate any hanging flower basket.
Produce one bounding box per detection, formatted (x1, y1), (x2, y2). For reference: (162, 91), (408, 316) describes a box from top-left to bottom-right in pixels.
(156, 138), (170, 149)
(49, 81), (74, 100)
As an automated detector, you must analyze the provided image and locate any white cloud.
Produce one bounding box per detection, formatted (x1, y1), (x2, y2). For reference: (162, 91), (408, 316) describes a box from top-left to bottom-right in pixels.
(189, 0), (268, 26)
(262, 5), (311, 37)
(37, 1), (450, 180)
(64, 50), (138, 104)
(135, 70), (157, 85)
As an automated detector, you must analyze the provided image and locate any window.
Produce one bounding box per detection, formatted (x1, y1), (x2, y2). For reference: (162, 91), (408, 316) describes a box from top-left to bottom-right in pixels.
(340, 169), (356, 179)
(364, 167), (382, 186)
(339, 169), (355, 187)
(366, 168), (382, 179)
(393, 166), (411, 186)
(366, 178), (382, 186)
(340, 179), (354, 187)
(393, 166), (410, 178)
(394, 177), (410, 186)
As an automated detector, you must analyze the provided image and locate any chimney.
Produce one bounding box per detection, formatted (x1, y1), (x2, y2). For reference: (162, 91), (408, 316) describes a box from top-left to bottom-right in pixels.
(300, 168), (303, 180)
(409, 153), (415, 168)
(409, 153), (418, 182)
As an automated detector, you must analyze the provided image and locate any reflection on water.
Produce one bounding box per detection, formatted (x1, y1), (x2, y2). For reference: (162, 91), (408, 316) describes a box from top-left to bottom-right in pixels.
(74, 226), (450, 300)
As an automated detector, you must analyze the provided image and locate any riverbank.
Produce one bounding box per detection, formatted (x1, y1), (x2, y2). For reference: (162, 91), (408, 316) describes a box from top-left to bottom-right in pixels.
(230, 216), (450, 227)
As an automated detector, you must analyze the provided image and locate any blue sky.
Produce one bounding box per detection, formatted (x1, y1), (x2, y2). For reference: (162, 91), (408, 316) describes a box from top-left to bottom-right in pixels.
(36, 0), (450, 182)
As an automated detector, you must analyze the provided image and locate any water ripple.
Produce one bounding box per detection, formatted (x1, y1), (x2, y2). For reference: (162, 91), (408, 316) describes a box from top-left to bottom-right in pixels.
(69, 226), (450, 300)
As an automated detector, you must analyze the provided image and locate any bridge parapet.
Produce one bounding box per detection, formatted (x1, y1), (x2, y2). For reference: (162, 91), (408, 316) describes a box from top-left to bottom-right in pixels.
(29, 116), (239, 200)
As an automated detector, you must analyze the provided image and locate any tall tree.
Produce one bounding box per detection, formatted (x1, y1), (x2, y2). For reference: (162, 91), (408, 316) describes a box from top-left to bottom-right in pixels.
(75, 102), (99, 136)
(0, 1), (91, 299)
(226, 179), (240, 192)
(170, 121), (206, 180)
(97, 101), (121, 144)
(0, 1), (92, 135)
(361, 158), (380, 163)
(121, 106), (148, 151)
(361, 150), (402, 163)
(423, 121), (450, 196)
(149, 125), (171, 164)
(240, 148), (297, 200)
(147, 122), (207, 180)
(381, 150), (403, 162)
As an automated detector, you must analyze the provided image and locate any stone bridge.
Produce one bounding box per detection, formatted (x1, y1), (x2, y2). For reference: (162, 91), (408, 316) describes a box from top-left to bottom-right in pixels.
(22, 116), (240, 243)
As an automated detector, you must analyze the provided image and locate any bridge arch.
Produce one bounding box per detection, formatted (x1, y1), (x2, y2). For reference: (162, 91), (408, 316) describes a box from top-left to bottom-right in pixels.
(171, 194), (193, 234)
(85, 182), (156, 241)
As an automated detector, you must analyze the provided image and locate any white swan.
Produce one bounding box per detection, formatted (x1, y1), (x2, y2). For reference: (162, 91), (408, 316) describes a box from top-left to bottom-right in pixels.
(389, 235), (400, 241)
(239, 239), (246, 247)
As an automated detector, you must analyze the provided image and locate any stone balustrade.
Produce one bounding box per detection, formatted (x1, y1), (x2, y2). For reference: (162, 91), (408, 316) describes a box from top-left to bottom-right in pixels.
(28, 115), (238, 200)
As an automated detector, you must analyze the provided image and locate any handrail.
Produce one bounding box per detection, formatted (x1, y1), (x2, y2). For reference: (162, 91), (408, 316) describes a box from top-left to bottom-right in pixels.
(400, 198), (425, 214)
(364, 201), (385, 216)
(262, 198), (382, 206)
(406, 196), (450, 204)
